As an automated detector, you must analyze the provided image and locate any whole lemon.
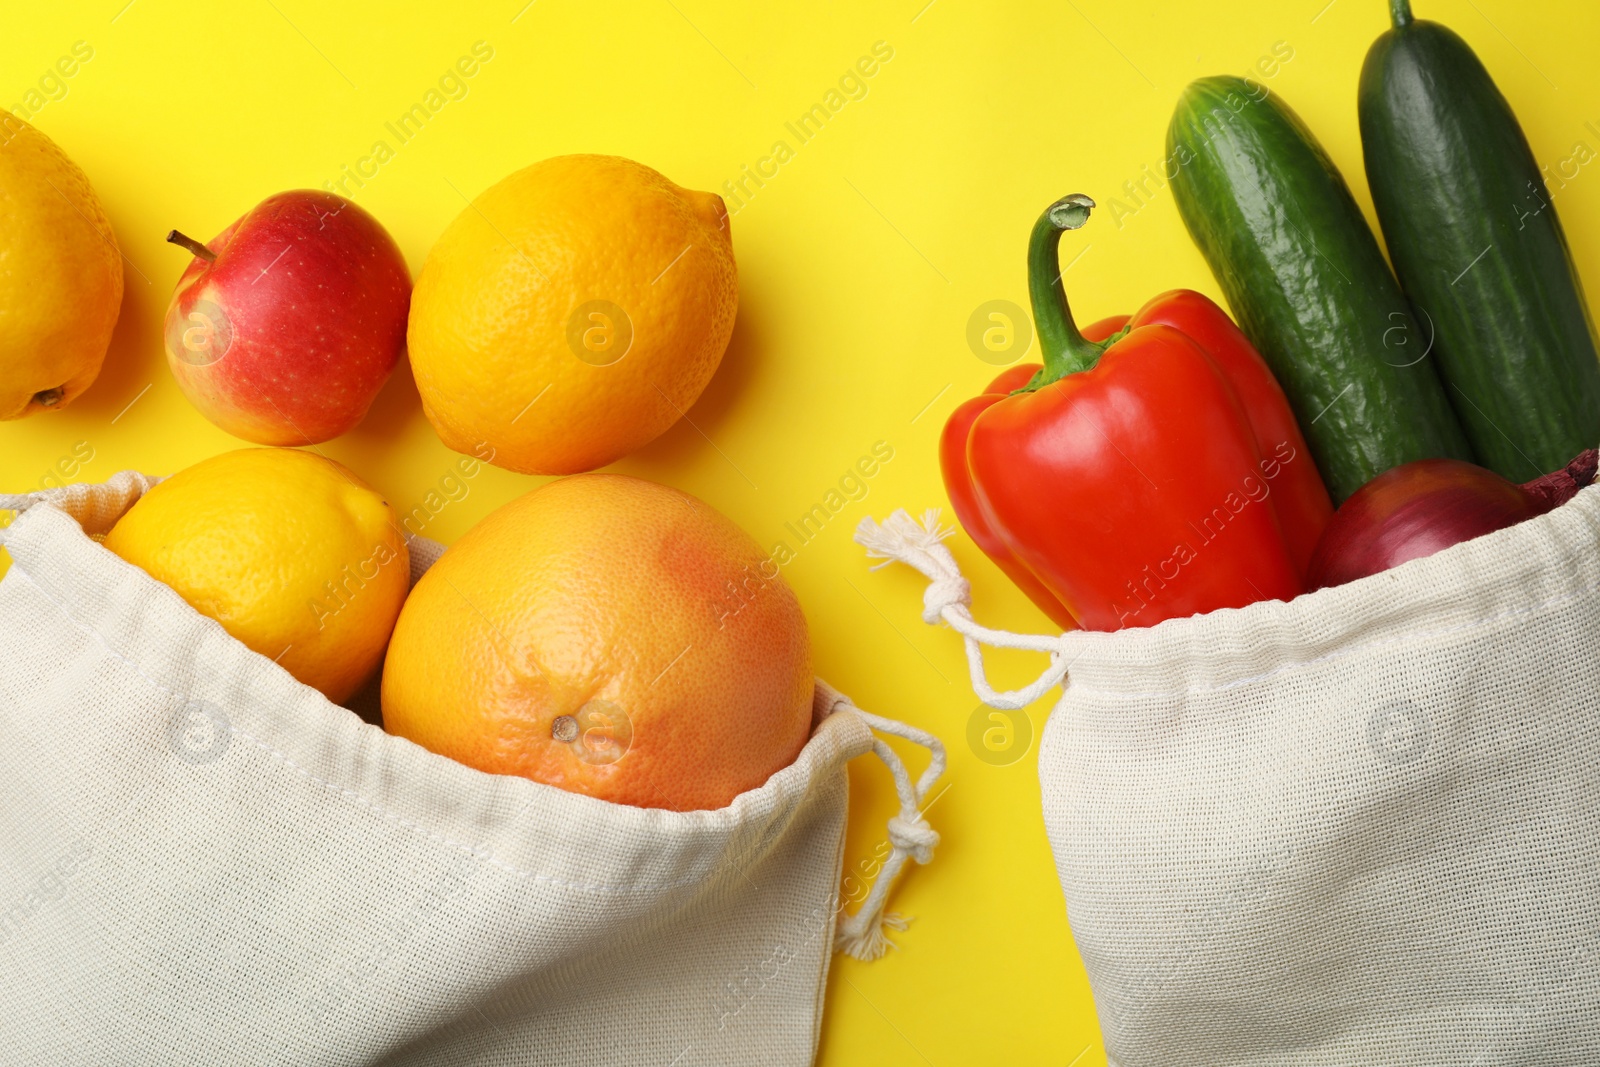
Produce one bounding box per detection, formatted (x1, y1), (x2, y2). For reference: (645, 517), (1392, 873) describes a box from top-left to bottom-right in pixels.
(381, 474), (812, 812)
(0, 110), (124, 419)
(102, 449), (409, 703)
(408, 155), (737, 475)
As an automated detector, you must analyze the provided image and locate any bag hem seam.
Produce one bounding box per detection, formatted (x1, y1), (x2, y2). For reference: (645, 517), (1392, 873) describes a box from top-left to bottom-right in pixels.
(1065, 570), (1597, 700)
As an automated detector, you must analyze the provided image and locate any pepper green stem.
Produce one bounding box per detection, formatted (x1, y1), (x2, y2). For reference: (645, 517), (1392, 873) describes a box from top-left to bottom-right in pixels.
(1027, 193), (1105, 385)
(1390, 0), (1413, 27)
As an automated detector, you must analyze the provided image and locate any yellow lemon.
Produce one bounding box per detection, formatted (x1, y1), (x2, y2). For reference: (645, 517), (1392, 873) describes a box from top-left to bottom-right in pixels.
(407, 154), (737, 475)
(102, 449), (409, 704)
(0, 109), (123, 419)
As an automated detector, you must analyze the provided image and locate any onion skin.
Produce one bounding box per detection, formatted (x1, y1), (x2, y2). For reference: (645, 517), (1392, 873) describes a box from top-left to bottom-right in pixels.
(1523, 448), (1599, 512)
(1307, 458), (1550, 591)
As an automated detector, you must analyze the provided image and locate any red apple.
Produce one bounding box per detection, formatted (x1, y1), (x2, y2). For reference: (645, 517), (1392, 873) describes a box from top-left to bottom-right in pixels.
(163, 190), (411, 445)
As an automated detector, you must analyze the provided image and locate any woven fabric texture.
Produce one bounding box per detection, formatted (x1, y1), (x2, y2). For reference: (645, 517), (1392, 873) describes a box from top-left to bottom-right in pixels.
(1041, 487), (1600, 1065)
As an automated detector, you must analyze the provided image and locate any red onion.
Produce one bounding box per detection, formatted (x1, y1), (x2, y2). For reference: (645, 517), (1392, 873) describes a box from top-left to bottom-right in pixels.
(1306, 450), (1597, 591)
(1522, 448), (1599, 511)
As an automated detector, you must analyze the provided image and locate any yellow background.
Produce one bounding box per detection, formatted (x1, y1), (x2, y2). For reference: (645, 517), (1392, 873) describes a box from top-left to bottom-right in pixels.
(5, 1), (1599, 1062)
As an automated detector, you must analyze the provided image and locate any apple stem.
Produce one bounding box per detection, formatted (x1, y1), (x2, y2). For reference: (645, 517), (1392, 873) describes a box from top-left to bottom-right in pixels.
(166, 229), (217, 262)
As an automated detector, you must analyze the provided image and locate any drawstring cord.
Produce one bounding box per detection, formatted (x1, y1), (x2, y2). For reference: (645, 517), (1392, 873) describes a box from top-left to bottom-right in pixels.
(833, 508), (1074, 960)
(838, 508), (1069, 959)
(855, 509), (1072, 709)
(834, 707), (947, 961)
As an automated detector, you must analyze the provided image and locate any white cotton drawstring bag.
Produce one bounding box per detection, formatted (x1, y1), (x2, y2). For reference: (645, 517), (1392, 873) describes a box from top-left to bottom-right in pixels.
(0, 473), (944, 1067)
(858, 496), (1600, 1067)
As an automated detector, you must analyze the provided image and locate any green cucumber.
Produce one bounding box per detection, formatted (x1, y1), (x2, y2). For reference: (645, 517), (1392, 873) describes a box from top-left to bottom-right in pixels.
(1167, 75), (1473, 502)
(1360, 0), (1600, 481)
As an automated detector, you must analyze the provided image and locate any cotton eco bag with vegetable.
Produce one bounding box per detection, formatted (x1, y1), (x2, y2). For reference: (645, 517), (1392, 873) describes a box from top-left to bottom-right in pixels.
(0, 471), (943, 1067)
(879, 195), (1600, 1064)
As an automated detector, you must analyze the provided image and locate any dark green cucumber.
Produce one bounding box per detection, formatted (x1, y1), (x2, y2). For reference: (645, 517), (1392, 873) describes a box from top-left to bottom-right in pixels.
(1360, 0), (1600, 481)
(1168, 75), (1473, 502)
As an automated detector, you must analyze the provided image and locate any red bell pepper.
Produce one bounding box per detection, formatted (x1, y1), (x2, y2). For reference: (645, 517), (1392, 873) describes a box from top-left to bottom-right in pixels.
(942, 194), (1332, 631)
(939, 317), (1126, 630)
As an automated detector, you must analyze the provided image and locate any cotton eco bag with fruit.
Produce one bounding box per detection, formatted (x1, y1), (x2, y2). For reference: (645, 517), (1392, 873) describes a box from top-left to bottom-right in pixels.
(0, 157), (941, 1067)
(0, 470), (940, 1067)
(876, 180), (1600, 1063)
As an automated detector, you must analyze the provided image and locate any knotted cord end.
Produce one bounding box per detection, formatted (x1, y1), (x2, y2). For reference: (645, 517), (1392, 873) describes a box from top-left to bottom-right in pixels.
(855, 509), (954, 570)
(921, 574), (970, 625)
(886, 812), (940, 864)
(833, 713), (945, 963)
(835, 911), (913, 962)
